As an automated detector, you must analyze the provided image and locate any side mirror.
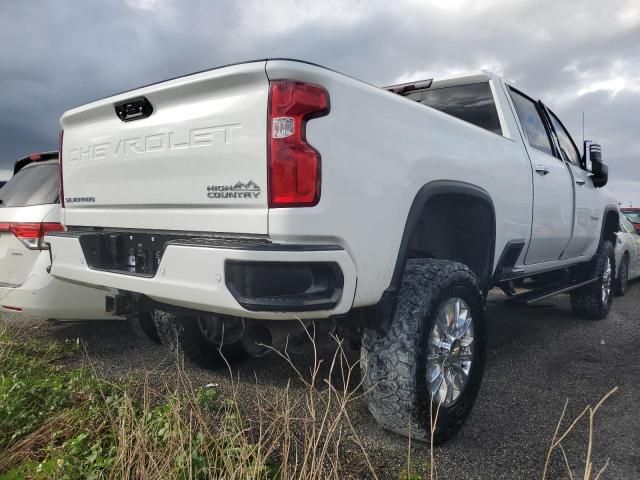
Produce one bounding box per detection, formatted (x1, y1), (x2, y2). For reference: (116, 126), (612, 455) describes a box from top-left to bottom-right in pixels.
(583, 141), (608, 188)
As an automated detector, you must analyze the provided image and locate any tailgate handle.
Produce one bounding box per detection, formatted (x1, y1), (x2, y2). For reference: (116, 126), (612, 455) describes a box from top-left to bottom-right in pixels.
(114, 96), (153, 122)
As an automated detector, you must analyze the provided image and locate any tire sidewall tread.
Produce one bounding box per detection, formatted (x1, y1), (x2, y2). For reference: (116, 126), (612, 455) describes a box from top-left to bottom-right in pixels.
(570, 240), (615, 320)
(361, 258), (486, 444)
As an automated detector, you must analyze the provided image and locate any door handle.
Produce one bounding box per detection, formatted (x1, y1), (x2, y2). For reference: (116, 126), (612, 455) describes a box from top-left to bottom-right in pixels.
(535, 165), (550, 175)
(576, 179), (586, 185)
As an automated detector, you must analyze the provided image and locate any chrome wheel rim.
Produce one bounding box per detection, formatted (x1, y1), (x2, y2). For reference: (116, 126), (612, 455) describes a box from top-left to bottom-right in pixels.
(602, 257), (612, 304)
(427, 297), (474, 407)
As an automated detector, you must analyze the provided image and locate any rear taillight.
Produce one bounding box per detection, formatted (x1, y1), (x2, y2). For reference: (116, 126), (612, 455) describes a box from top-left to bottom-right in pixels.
(59, 130), (65, 207)
(8, 223), (41, 249)
(0, 222), (64, 250)
(268, 80), (330, 207)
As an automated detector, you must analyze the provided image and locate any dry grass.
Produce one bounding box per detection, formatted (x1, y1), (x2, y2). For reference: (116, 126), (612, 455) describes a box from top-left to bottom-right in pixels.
(105, 374), (269, 479)
(543, 387), (618, 480)
(0, 318), (621, 479)
(0, 321), (378, 479)
(246, 327), (379, 479)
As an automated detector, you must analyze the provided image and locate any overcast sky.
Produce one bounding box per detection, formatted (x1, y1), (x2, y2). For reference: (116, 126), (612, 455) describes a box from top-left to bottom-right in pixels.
(1, 0), (638, 204)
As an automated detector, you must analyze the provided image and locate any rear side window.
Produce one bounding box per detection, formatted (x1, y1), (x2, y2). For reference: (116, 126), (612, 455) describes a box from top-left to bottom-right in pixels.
(406, 82), (502, 135)
(0, 164), (59, 207)
(508, 88), (554, 156)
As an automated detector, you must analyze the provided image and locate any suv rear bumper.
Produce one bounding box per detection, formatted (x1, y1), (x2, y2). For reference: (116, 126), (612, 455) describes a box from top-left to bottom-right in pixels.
(0, 251), (120, 320)
(45, 231), (357, 320)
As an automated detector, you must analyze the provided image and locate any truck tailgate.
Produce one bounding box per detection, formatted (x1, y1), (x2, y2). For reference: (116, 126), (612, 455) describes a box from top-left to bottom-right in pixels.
(61, 61), (269, 234)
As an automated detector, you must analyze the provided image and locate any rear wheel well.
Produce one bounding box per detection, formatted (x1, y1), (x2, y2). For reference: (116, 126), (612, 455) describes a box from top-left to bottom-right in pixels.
(375, 182), (495, 332)
(402, 190), (495, 288)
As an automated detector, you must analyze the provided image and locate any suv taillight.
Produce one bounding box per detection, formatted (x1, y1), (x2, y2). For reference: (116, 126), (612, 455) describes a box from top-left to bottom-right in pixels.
(268, 80), (330, 207)
(0, 222), (64, 250)
(59, 130), (65, 207)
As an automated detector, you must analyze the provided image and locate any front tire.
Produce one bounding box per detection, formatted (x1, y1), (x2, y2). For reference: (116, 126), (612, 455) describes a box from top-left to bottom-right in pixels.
(361, 258), (487, 444)
(613, 254), (629, 297)
(154, 310), (247, 369)
(570, 240), (615, 320)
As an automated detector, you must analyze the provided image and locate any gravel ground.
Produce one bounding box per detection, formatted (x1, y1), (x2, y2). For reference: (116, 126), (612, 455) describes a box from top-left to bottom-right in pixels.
(3, 283), (640, 479)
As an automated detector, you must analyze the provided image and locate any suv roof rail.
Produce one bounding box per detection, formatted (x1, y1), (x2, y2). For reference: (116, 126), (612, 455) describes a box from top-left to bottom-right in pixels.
(14, 151), (59, 175)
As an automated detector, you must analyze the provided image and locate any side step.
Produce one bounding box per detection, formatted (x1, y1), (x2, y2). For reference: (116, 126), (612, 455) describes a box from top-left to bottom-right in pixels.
(498, 266), (525, 281)
(505, 277), (598, 305)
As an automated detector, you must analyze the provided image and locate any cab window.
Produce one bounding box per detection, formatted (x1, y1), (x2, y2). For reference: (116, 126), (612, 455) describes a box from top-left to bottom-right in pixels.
(508, 88), (554, 156)
(548, 110), (582, 167)
(406, 82), (502, 135)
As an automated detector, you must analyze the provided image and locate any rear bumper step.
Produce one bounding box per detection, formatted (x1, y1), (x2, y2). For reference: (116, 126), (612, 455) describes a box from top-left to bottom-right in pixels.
(45, 230), (357, 319)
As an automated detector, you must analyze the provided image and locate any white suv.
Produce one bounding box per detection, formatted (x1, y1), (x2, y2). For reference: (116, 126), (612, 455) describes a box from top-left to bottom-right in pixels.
(0, 154), (118, 320)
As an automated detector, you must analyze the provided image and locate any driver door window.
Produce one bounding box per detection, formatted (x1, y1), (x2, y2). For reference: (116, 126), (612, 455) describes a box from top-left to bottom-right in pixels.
(548, 111), (581, 167)
(509, 90), (554, 156)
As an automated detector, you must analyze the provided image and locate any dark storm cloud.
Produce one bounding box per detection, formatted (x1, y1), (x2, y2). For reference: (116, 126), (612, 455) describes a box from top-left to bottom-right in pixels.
(1, 0), (638, 202)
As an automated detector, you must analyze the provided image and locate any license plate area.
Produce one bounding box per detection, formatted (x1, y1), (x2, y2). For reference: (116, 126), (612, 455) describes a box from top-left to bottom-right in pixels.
(79, 232), (178, 276)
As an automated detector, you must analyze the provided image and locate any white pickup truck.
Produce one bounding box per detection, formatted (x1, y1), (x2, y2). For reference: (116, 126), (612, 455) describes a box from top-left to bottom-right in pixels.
(47, 59), (618, 443)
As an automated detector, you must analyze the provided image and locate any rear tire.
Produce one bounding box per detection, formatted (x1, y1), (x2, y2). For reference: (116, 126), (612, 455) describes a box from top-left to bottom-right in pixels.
(153, 310), (247, 369)
(613, 254), (629, 297)
(570, 240), (615, 320)
(361, 258), (486, 444)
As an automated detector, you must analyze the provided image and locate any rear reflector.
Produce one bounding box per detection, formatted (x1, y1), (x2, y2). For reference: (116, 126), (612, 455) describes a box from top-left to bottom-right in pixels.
(0, 222), (64, 250)
(268, 80), (329, 207)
